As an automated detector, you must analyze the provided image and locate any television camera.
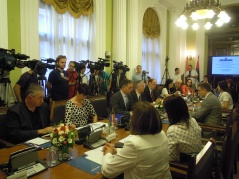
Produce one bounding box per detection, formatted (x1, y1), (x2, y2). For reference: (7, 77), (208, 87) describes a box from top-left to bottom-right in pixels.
(112, 61), (130, 75)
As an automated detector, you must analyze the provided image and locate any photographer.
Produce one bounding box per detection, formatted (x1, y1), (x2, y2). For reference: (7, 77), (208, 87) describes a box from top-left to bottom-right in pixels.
(13, 62), (38, 102)
(185, 65), (198, 90)
(67, 61), (78, 98)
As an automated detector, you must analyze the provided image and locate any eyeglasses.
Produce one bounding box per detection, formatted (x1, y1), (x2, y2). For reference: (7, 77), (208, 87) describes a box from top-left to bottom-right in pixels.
(31, 95), (44, 101)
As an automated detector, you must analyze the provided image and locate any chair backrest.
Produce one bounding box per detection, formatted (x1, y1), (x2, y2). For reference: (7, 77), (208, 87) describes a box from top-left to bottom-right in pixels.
(170, 139), (216, 179)
(88, 95), (108, 119)
(220, 120), (239, 179)
(50, 100), (68, 125)
(0, 112), (8, 140)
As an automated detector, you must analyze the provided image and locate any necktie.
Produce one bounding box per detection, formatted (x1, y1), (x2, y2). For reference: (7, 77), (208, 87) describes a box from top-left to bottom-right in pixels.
(139, 95), (141, 101)
(151, 91), (154, 101)
(189, 71), (191, 76)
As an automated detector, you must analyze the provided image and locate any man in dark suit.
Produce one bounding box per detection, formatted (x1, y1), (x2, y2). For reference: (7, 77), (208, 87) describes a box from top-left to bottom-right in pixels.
(130, 80), (147, 106)
(144, 78), (160, 103)
(190, 82), (222, 127)
(110, 79), (133, 115)
(6, 84), (54, 144)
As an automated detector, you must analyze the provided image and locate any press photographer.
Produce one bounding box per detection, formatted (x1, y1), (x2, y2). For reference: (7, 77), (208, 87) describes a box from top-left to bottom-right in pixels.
(109, 61), (130, 94)
(14, 59), (55, 102)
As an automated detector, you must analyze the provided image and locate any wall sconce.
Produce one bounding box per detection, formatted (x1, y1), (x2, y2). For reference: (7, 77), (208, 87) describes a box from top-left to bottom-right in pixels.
(185, 50), (196, 58)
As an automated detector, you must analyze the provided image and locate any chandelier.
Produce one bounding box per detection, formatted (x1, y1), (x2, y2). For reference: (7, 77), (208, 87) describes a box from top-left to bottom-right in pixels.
(175, 0), (231, 30)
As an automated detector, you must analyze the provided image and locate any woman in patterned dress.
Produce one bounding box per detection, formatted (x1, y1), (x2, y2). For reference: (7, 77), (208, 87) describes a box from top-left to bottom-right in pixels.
(65, 83), (97, 127)
(163, 95), (202, 162)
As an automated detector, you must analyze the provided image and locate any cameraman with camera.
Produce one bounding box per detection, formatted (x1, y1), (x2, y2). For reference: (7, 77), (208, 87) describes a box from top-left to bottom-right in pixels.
(13, 62), (38, 102)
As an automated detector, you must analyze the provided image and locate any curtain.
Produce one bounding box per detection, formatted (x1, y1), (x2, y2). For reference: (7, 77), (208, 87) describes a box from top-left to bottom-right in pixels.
(39, 0), (95, 78)
(42, 0), (93, 18)
(142, 8), (160, 39)
(142, 35), (161, 83)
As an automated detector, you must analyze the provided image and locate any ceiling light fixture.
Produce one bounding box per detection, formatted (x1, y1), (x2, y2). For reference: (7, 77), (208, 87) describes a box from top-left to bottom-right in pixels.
(175, 0), (231, 30)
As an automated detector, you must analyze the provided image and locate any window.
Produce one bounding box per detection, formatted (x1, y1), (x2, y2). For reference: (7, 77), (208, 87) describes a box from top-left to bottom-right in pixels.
(38, 0), (95, 78)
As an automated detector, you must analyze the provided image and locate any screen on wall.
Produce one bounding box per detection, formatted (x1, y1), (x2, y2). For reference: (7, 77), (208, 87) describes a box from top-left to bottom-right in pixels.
(211, 56), (239, 75)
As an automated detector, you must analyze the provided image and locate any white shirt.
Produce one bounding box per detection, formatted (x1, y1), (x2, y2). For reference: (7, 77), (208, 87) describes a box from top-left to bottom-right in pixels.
(161, 87), (169, 98)
(185, 70), (198, 84)
(101, 132), (172, 179)
(173, 73), (181, 83)
(218, 92), (233, 110)
(81, 73), (88, 84)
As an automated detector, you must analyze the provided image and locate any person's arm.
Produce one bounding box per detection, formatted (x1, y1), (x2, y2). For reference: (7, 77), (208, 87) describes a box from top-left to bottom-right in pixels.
(13, 84), (22, 102)
(166, 127), (179, 162)
(46, 82), (52, 91)
(92, 115), (97, 123)
(221, 101), (229, 109)
(37, 127), (54, 135)
(191, 101), (211, 122)
(101, 140), (137, 178)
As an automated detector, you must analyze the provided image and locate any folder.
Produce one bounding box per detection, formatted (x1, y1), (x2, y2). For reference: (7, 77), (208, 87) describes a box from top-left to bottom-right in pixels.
(67, 156), (101, 175)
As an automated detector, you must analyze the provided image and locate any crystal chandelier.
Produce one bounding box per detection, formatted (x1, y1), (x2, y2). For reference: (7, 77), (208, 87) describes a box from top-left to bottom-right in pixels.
(175, 0), (231, 30)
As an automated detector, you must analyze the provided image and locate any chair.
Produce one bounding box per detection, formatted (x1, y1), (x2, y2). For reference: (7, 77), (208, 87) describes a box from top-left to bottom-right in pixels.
(50, 100), (68, 125)
(88, 95), (109, 119)
(0, 112), (15, 148)
(170, 138), (216, 179)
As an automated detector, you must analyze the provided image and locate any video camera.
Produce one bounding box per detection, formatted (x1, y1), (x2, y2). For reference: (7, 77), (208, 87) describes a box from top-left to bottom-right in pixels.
(74, 60), (88, 73)
(0, 48), (30, 78)
(112, 61), (130, 74)
(87, 58), (110, 73)
(142, 70), (149, 76)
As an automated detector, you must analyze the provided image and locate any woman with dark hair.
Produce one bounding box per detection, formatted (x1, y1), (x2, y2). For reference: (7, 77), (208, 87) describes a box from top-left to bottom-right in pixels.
(163, 95), (201, 162)
(161, 79), (175, 98)
(101, 102), (171, 179)
(217, 81), (233, 110)
(65, 83), (97, 127)
(226, 79), (238, 104)
(181, 78), (194, 96)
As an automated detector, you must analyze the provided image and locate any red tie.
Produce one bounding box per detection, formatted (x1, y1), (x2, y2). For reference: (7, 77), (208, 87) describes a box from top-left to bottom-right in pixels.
(151, 91), (154, 101)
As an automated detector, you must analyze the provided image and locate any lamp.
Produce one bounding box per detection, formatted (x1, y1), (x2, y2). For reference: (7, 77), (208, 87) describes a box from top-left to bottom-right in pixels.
(175, 0), (231, 30)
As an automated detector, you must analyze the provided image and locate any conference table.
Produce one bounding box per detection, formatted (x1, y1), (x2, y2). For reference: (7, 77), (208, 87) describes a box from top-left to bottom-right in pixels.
(0, 120), (169, 179)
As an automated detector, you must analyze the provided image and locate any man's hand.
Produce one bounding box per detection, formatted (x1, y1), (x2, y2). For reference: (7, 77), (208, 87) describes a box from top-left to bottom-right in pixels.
(37, 126), (54, 135)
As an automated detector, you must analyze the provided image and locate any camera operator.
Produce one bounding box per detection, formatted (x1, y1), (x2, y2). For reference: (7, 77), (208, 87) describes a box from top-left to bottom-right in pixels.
(67, 61), (78, 98)
(13, 62), (38, 102)
(79, 63), (89, 85)
(47, 55), (69, 101)
(109, 62), (127, 94)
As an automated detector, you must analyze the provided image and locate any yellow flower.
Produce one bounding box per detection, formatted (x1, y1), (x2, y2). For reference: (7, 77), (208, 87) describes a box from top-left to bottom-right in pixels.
(67, 138), (72, 144)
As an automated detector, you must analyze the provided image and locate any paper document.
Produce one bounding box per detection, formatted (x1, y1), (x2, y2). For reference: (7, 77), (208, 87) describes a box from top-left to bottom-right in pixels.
(84, 147), (104, 165)
(26, 137), (50, 145)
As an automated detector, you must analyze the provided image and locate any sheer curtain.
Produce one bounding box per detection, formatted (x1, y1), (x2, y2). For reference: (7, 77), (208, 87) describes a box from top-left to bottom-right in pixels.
(38, 0), (95, 77)
(142, 35), (161, 83)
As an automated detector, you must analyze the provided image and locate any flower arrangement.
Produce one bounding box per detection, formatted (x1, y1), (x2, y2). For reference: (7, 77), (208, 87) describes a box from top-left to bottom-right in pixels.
(50, 123), (77, 151)
(154, 100), (164, 110)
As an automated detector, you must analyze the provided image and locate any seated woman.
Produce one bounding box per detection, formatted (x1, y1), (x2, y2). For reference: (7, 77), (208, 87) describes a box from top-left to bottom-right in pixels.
(181, 79), (194, 96)
(163, 95), (202, 162)
(161, 79), (176, 98)
(65, 83), (97, 127)
(217, 81), (233, 110)
(101, 102), (171, 179)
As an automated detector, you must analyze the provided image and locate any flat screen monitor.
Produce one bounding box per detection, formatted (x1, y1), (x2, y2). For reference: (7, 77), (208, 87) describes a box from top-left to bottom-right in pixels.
(211, 56), (239, 76)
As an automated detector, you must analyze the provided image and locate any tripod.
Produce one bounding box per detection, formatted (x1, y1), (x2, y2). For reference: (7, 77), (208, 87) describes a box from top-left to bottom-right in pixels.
(0, 78), (17, 107)
(160, 57), (170, 84)
(38, 75), (47, 98)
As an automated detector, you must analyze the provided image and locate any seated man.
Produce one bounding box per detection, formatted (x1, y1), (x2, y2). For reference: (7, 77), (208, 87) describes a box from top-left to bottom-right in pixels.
(6, 84), (54, 144)
(171, 79), (182, 94)
(190, 82), (223, 127)
(110, 79), (133, 115)
(144, 78), (161, 103)
(130, 80), (147, 106)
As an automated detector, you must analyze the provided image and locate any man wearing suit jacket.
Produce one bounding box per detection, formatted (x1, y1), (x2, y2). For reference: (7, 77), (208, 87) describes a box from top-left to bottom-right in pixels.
(6, 84), (54, 144)
(110, 79), (133, 115)
(130, 80), (147, 106)
(190, 82), (223, 127)
(144, 78), (160, 103)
